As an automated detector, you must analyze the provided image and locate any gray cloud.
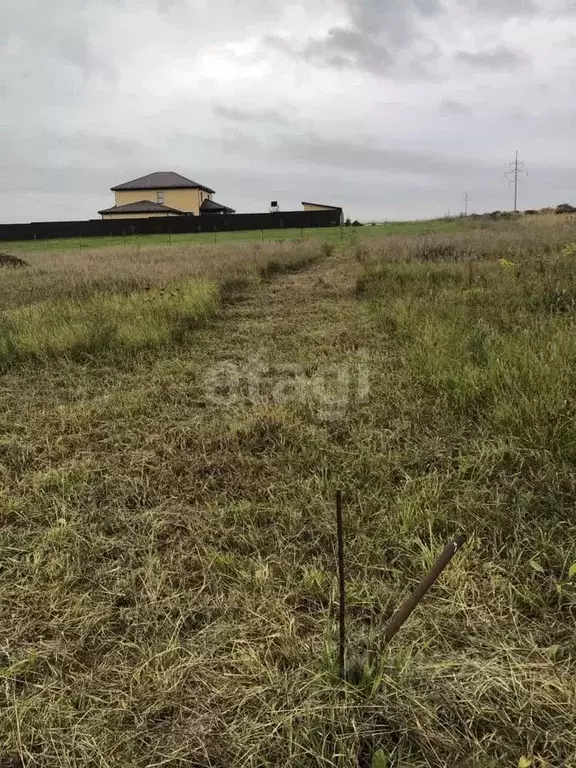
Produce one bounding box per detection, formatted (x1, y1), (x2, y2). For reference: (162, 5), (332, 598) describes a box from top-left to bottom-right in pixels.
(267, 29), (440, 78)
(456, 45), (529, 70)
(465, 0), (538, 16)
(0, 1), (118, 81)
(270, 133), (480, 176)
(200, 130), (264, 156)
(266, 0), (443, 77)
(438, 99), (472, 116)
(263, 0), (547, 78)
(300, 28), (394, 75)
(344, 0), (443, 41)
(1, 0), (576, 223)
(212, 104), (289, 125)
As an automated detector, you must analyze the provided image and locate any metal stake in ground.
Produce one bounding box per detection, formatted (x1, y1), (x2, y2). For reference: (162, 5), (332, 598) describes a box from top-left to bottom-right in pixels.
(384, 533), (467, 644)
(336, 490), (346, 680)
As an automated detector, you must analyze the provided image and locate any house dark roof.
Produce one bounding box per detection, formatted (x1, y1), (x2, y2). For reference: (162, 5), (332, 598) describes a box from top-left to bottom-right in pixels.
(98, 200), (184, 215)
(301, 201), (343, 210)
(111, 171), (215, 194)
(200, 199), (236, 214)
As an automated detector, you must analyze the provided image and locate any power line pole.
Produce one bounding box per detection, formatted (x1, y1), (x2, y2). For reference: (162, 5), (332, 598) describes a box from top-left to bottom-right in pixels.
(505, 150), (527, 213)
(463, 192), (469, 216)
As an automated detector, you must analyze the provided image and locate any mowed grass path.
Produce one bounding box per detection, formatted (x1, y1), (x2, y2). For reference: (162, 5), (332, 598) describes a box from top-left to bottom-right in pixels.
(2, 223), (576, 766)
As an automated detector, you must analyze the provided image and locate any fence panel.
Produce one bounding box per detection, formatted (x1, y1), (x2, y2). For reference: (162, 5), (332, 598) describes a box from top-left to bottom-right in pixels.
(0, 210), (342, 243)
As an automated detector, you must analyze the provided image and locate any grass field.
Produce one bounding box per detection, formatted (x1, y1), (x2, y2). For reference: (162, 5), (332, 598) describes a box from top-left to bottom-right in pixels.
(1, 217), (484, 253)
(1, 216), (576, 767)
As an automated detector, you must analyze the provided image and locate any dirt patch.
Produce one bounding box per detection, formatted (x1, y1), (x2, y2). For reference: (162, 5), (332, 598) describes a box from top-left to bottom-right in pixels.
(0, 252), (28, 268)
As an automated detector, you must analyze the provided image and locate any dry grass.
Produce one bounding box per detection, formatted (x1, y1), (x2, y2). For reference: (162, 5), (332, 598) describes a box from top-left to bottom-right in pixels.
(0, 241), (327, 367)
(351, 214), (576, 266)
(1, 219), (575, 767)
(0, 240), (327, 310)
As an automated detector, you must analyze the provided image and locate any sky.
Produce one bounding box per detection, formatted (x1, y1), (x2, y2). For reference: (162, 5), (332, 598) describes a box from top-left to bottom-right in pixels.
(1, 0), (576, 223)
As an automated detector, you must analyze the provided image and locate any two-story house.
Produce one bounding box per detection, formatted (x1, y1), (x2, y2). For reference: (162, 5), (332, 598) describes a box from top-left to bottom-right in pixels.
(98, 171), (235, 219)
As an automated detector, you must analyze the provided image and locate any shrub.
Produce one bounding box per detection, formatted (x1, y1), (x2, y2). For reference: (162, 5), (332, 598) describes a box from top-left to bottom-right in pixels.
(320, 242), (335, 258)
(539, 286), (576, 314)
(417, 242), (462, 261)
(0, 252), (27, 268)
(556, 203), (576, 215)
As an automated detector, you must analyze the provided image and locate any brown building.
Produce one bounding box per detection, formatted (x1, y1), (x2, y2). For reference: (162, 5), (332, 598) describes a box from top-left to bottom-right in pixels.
(99, 172), (235, 219)
(302, 201), (342, 213)
(302, 201), (344, 223)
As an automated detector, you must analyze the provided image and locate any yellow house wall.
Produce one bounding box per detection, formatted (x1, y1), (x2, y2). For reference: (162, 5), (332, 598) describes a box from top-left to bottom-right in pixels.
(101, 211), (181, 220)
(114, 188), (214, 214)
(303, 203), (339, 212)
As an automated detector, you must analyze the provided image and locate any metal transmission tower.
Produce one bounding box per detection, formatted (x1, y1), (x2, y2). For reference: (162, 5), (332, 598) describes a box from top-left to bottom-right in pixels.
(463, 192), (470, 216)
(505, 151), (527, 212)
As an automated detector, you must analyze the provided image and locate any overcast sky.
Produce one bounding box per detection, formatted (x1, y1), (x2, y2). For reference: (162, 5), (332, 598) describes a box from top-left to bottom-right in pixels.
(1, 0), (576, 222)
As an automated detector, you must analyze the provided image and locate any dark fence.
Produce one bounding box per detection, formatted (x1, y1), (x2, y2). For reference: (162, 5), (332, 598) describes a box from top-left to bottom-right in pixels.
(0, 210), (342, 243)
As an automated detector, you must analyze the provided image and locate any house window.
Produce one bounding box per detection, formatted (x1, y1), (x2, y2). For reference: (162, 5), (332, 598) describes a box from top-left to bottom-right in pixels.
(157, 191), (164, 204)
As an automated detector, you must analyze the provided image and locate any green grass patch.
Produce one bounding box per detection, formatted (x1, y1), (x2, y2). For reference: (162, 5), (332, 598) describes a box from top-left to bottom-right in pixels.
(0, 279), (219, 366)
(0, 216), (484, 253)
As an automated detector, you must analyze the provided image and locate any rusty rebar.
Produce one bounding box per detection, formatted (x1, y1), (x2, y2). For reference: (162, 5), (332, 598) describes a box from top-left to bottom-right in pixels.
(384, 533), (467, 644)
(336, 490), (346, 680)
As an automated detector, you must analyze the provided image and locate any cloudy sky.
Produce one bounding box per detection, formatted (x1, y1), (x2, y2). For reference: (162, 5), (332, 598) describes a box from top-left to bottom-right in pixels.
(1, 0), (575, 222)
